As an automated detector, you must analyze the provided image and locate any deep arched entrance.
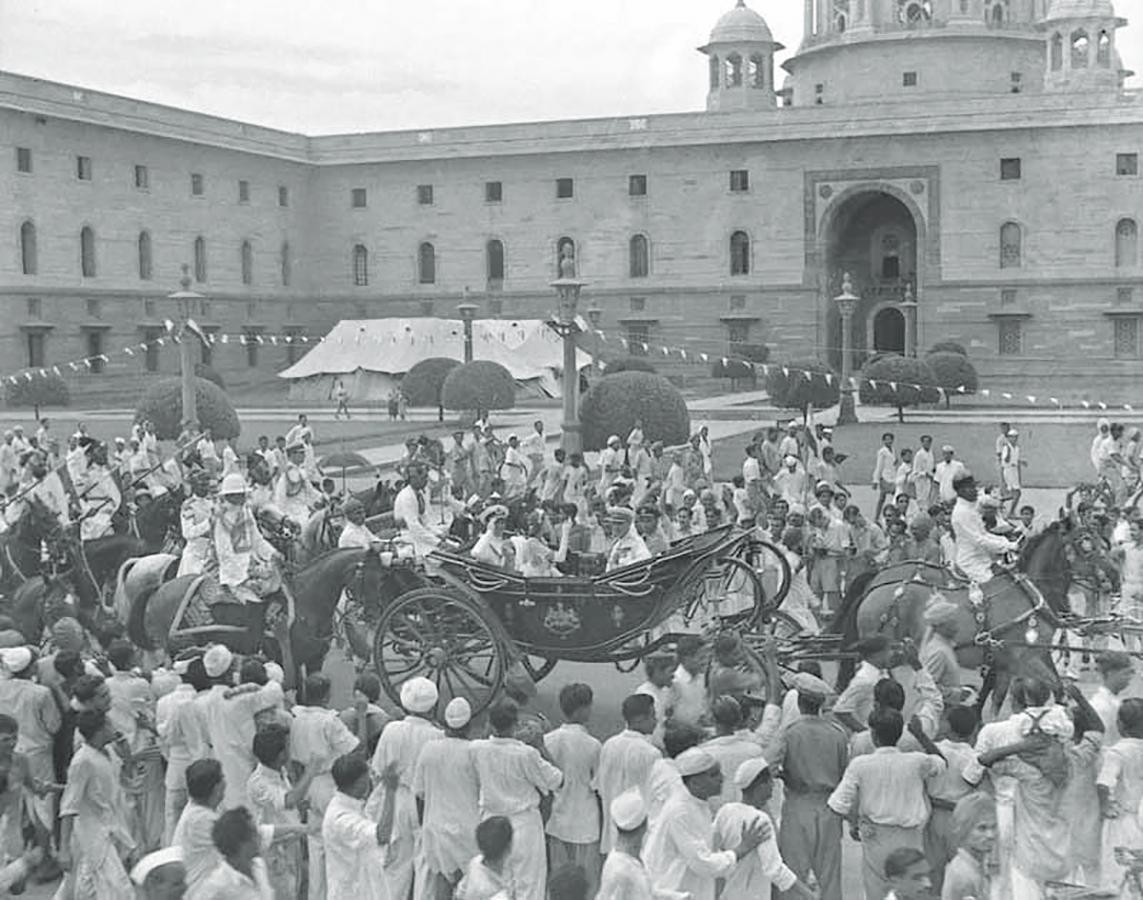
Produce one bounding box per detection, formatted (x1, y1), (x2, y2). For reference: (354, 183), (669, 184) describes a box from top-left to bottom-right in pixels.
(873, 307), (906, 353)
(822, 190), (919, 369)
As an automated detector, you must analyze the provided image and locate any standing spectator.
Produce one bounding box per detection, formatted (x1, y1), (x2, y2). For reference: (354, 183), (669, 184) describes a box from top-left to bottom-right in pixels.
(172, 760), (228, 893)
(772, 671), (847, 900)
(634, 653), (675, 749)
(323, 754), (397, 900)
(157, 655), (210, 844)
(470, 698), (563, 899)
(774, 456), (807, 508)
(669, 636), (709, 729)
(520, 420), (546, 487)
(247, 726), (311, 900)
(544, 684), (602, 895)
(413, 698), (481, 898)
(1000, 429), (1024, 516)
(290, 672), (360, 900)
(923, 707), (985, 894)
(455, 816), (516, 900)
(57, 710), (135, 900)
(596, 694), (661, 854)
(911, 434), (935, 510)
(845, 505), (889, 583)
(646, 724), (706, 824)
(193, 808), (274, 900)
(940, 792), (997, 900)
(697, 424), (713, 478)
(369, 676), (443, 900)
(1098, 698), (1143, 890)
(642, 748), (767, 900)
(333, 378), (350, 420)
(700, 697), (764, 812)
(994, 421), (1012, 481)
(883, 847), (934, 900)
(872, 432), (897, 521)
(337, 672), (390, 757)
(598, 435), (623, 498)
(596, 790), (656, 899)
(713, 758), (817, 900)
(935, 445), (967, 504)
(827, 709), (946, 900)
(1091, 650), (1134, 743)
(919, 599), (964, 710)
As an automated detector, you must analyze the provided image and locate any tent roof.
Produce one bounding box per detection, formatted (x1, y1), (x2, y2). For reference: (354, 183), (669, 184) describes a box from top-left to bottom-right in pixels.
(278, 318), (591, 381)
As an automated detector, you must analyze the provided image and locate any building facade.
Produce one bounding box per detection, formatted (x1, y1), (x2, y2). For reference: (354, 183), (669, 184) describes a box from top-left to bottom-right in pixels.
(1, 0), (1141, 401)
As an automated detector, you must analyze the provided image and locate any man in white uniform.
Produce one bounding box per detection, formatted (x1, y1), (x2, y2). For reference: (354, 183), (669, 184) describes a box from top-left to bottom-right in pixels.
(392, 463), (445, 559)
(177, 470), (215, 577)
(77, 443), (121, 541)
(500, 434), (529, 499)
(273, 441), (320, 527)
(935, 445), (968, 504)
(337, 498), (374, 549)
(605, 506), (651, 572)
(520, 420), (546, 488)
(950, 473), (1017, 583)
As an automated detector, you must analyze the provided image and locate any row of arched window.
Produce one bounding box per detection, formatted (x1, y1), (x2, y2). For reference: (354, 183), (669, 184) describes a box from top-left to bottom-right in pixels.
(997, 218), (1137, 268)
(1049, 30), (1112, 71)
(17, 223), (292, 286)
(708, 54), (769, 91)
(349, 231), (757, 286)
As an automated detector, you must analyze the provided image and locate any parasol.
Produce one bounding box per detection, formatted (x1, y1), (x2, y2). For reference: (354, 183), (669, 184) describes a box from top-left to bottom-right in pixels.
(318, 451), (374, 492)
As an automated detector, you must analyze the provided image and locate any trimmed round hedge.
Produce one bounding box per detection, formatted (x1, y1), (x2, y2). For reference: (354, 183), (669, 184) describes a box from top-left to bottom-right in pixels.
(136, 376), (240, 440)
(765, 358), (839, 416)
(858, 355), (940, 422)
(579, 371), (690, 452)
(926, 351), (979, 404)
(601, 356), (658, 377)
(194, 363), (225, 390)
(441, 360), (516, 413)
(4, 372), (70, 410)
(401, 357), (461, 407)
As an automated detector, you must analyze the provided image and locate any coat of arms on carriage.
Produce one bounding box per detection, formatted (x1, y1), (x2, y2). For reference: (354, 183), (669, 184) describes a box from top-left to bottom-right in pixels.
(543, 602), (581, 637)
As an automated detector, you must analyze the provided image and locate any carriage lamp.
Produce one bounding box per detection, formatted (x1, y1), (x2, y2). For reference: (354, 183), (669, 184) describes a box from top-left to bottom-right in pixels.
(457, 292), (479, 364)
(1025, 617), (1038, 645)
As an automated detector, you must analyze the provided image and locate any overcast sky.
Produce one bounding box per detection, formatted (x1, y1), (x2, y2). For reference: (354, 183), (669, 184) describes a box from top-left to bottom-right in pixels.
(0, 0), (1139, 134)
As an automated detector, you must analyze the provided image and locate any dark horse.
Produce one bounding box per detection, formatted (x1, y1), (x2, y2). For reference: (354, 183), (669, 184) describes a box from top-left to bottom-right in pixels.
(830, 520), (1093, 715)
(129, 547), (423, 677)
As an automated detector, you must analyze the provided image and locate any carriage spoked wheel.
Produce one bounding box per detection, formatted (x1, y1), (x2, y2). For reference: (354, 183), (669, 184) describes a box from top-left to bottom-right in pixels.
(684, 556), (767, 633)
(373, 586), (506, 718)
(738, 539), (793, 614)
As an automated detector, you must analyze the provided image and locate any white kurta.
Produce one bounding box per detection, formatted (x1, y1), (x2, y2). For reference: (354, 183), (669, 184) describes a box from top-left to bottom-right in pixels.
(392, 485), (441, 559)
(596, 729), (662, 853)
(711, 803), (797, 900)
(322, 791), (391, 900)
(642, 790), (736, 900)
(544, 723), (602, 845)
(471, 736), (564, 900)
(200, 682), (285, 809)
(598, 849), (684, 900)
(413, 736), (481, 878)
(79, 464), (120, 540)
(951, 496), (1012, 582)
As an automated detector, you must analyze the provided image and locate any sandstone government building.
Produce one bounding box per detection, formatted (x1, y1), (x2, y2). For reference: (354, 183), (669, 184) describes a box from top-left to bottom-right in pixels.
(2, 0), (1141, 402)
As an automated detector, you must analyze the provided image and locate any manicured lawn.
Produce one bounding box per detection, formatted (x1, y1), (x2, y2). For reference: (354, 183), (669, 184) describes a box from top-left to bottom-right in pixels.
(710, 420), (1103, 490)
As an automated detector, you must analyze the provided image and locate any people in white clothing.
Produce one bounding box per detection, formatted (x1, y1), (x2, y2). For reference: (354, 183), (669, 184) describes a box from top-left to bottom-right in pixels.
(597, 789), (683, 900)
(392, 463), (445, 559)
(950, 474), (1017, 583)
(337, 498), (375, 549)
(935, 445), (968, 505)
(324, 754), (398, 900)
(596, 694), (662, 854)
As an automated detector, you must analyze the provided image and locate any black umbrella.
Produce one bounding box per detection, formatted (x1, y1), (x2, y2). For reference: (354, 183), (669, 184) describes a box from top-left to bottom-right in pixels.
(318, 451), (374, 492)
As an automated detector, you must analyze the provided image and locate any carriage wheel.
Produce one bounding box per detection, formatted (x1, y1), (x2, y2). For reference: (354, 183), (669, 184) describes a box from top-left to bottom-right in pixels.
(739, 539), (793, 613)
(684, 556), (766, 633)
(373, 587), (507, 718)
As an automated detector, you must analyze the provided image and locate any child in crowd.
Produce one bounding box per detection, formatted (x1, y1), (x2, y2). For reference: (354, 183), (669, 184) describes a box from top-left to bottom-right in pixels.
(906, 515), (942, 565)
(925, 707), (986, 893)
(1098, 697), (1143, 890)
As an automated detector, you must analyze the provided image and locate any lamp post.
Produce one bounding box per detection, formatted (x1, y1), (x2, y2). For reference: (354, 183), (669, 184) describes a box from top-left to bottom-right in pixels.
(457, 288), (478, 364)
(550, 251), (587, 455)
(168, 264), (205, 432)
(900, 282), (918, 358)
(834, 273), (859, 426)
(586, 305), (603, 376)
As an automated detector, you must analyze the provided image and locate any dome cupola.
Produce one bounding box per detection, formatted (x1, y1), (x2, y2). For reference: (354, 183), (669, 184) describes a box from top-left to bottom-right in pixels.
(699, 1), (784, 112)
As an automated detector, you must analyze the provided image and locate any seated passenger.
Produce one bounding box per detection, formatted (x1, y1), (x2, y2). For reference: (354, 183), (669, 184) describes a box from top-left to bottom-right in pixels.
(516, 510), (565, 578)
(605, 506), (651, 572)
(635, 506), (670, 556)
(471, 504), (516, 569)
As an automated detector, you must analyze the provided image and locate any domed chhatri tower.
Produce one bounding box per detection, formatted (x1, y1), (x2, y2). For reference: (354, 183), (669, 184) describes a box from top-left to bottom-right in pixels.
(1041, 0), (1126, 94)
(698, 0), (784, 111)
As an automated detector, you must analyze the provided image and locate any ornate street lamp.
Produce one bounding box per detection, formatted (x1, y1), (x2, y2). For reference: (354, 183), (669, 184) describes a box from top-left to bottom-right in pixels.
(834, 273), (859, 426)
(457, 288), (478, 364)
(549, 248), (588, 454)
(167, 264), (205, 431)
(900, 282), (919, 358)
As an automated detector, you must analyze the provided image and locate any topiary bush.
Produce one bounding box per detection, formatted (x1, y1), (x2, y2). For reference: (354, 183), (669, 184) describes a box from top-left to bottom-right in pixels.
(441, 360), (516, 417)
(136, 377), (240, 440)
(926, 351), (979, 407)
(601, 356), (658, 377)
(859, 355), (940, 423)
(735, 343), (771, 365)
(765, 358), (840, 420)
(580, 371), (690, 452)
(400, 357), (461, 421)
(4, 372), (70, 418)
(194, 363), (225, 390)
(929, 340), (968, 357)
(711, 357), (757, 389)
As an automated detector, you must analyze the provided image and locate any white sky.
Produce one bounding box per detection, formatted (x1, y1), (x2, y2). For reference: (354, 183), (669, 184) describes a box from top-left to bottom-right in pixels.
(0, 0), (1139, 134)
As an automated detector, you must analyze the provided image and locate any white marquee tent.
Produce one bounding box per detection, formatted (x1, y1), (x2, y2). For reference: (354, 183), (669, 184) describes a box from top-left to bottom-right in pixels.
(279, 318), (592, 403)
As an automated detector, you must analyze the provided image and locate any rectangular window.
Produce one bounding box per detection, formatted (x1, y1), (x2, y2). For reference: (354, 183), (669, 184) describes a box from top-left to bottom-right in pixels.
(730, 169), (750, 192)
(815, 83), (824, 104)
(998, 320), (1023, 356)
(244, 330), (260, 368)
(1119, 287), (1135, 306)
(278, 185), (289, 207)
(485, 181), (502, 203)
(627, 323), (650, 355)
(629, 174), (647, 197)
(85, 298), (101, 319)
(76, 156), (92, 181)
(191, 173), (204, 196)
(903, 71), (918, 87)
(1001, 289), (1017, 306)
(730, 294), (746, 311)
(630, 297), (646, 312)
(1010, 72), (1023, 93)
(1000, 157), (1022, 181)
(26, 332), (45, 369)
(1117, 153), (1139, 176)
(556, 178), (574, 199)
(134, 165), (149, 190)
(143, 299), (156, 318)
(143, 328), (162, 373)
(417, 184), (434, 205)
(16, 148), (31, 173)
(26, 298), (41, 319)
(1114, 317), (1140, 359)
(728, 321), (751, 345)
(85, 330), (105, 373)
(351, 187), (367, 208)
(238, 180), (250, 203)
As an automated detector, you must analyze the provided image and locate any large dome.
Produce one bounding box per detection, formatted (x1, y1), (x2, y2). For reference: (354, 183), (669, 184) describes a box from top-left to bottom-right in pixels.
(1043, 0), (1116, 21)
(709, 0), (775, 44)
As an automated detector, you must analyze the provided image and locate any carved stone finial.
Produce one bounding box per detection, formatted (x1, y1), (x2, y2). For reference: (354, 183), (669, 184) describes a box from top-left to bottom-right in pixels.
(559, 245), (576, 279)
(180, 263), (192, 292)
(841, 272), (854, 295)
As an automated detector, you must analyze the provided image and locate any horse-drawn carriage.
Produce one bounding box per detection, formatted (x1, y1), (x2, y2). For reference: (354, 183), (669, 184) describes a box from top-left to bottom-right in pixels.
(366, 524), (797, 715)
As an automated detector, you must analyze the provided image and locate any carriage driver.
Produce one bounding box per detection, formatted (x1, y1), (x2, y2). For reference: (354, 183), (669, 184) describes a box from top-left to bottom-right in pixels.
(950, 472), (1019, 584)
(393, 462), (447, 559)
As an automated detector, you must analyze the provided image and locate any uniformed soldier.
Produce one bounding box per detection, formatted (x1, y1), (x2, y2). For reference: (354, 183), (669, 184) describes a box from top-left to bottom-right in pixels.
(604, 507), (651, 572)
(177, 469), (215, 577)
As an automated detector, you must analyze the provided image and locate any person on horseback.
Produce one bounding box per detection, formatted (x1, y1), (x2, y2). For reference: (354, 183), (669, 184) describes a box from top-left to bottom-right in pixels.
(78, 442), (121, 542)
(20, 450), (70, 529)
(213, 474), (281, 653)
(950, 472), (1019, 584)
(177, 469), (215, 578)
(273, 441), (319, 528)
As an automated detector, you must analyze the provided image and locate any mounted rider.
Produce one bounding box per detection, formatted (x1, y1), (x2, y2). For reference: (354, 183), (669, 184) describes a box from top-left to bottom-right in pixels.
(177, 468), (215, 577)
(273, 440), (320, 527)
(950, 472), (1019, 584)
(21, 450), (70, 529)
(78, 442), (121, 541)
(214, 473), (282, 651)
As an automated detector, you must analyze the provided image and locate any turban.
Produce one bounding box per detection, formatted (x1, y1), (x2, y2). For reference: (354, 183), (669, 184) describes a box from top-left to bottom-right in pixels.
(444, 698), (472, 729)
(675, 748), (717, 777)
(150, 668), (180, 699)
(610, 789), (647, 831)
(0, 646), (33, 675)
(203, 644), (233, 679)
(399, 676), (439, 714)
